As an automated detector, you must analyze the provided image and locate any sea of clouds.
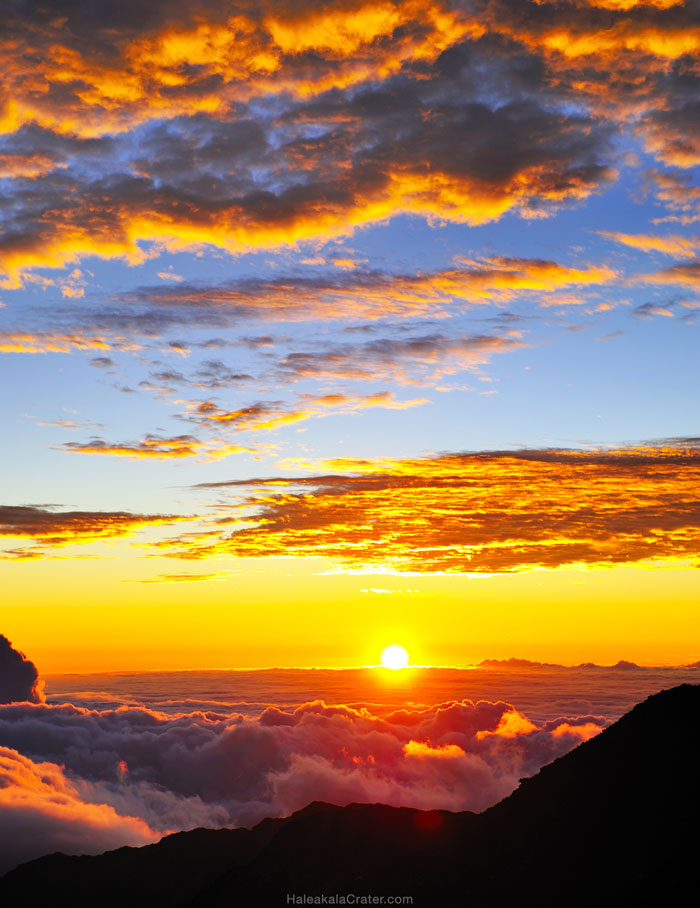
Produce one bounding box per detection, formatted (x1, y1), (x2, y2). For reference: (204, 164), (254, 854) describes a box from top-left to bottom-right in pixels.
(1, 635), (697, 874)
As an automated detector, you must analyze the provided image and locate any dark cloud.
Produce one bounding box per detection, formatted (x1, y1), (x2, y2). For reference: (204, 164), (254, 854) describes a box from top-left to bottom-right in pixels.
(0, 1), (627, 287)
(0, 0), (696, 294)
(0, 636), (44, 704)
(632, 301), (676, 319)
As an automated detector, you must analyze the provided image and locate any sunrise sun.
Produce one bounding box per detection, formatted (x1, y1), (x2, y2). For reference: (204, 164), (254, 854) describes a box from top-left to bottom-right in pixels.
(380, 645), (410, 670)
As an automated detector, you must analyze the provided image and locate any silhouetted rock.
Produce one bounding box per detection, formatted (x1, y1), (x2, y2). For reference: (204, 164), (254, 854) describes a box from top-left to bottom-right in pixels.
(1, 684), (698, 908)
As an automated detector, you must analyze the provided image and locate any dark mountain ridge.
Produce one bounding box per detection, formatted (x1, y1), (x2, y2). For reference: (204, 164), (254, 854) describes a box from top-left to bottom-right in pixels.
(2, 684), (698, 907)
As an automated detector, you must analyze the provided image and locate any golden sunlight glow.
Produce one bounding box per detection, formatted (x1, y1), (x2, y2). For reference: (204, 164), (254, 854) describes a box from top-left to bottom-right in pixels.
(380, 644), (410, 670)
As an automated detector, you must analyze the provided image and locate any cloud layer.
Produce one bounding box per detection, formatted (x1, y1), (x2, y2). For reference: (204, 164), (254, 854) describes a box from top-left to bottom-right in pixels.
(176, 440), (700, 572)
(0, 693), (605, 872)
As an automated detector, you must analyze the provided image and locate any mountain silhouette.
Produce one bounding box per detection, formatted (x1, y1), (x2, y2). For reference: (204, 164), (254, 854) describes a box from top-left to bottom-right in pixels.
(1, 684), (698, 907)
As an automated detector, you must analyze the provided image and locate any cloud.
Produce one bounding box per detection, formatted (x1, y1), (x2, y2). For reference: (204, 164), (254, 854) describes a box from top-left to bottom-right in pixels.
(116, 256), (614, 326)
(61, 434), (208, 459)
(0, 747), (159, 875)
(0, 114), (609, 288)
(0, 331), (139, 354)
(0, 0), (697, 289)
(0, 504), (188, 557)
(61, 434), (256, 461)
(475, 0), (700, 76)
(0, 3), (621, 287)
(0, 255), (612, 368)
(642, 260), (700, 287)
(59, 393), (426, 460)
(0, 0), (475, 136)
(133, 572), (229, 584)
(175, 439), (700, 573)
(632, 301), (676, 318)
(599, 231), (700, 258)
(274, 332), (526, 385)
(644, 169), (700, 218)
(0, 636), (44, 705)
(188, 392), (428, 433)
(0, 694), (606, 872)
(641, 100), (700, 168)
(89, 356), (116, 369)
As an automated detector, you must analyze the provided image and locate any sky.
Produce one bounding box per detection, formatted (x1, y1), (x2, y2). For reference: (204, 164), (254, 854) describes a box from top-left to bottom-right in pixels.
(1, 0), (699, 672)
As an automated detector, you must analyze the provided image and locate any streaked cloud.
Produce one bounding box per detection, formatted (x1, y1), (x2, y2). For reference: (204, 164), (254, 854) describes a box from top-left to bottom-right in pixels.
(642, 260), (700, 286)
(170, 440), (700, 573)
(189, 391), (428, 432)
(97, 257), (614, 342)
(0, 331), (139, 354)
(600, 232), (700, 258)
(61, 434), (255, 461)
(0, 504), (188, 556)
(274, 332), (526, 385)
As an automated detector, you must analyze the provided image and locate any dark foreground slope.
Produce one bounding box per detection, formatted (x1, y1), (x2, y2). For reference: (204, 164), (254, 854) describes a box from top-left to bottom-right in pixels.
(2, 684), (698, 908)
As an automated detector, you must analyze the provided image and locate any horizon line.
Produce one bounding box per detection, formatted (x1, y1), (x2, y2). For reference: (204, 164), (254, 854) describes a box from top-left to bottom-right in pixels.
(43, 657), (700, 677)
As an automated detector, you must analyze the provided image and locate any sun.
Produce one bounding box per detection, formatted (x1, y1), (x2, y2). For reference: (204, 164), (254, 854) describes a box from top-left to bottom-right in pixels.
(380, 644), (410, 670)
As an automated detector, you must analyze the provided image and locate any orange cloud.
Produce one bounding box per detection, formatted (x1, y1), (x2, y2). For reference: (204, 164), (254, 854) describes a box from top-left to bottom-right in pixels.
(171, 440), (700, 573)
(0, 152), (65, 179)
(640, 261), (700, 286)
(0, 332), (139, 354)
(599, 231), (700, 257)
(0, 171), (616, 289)
(0, 1), (478, 139)
(487, 0), (700, 64)
(645, 170), (700, 215)
(551, 721), (603, 741)
(0, 746), (158, 872)
(61, 434), (255, 460)
(125, 256), (614, 327)
(403, 741), (466, 758)
(0, 504), (189, 559)
(476, 709), (538, 740)
(193, 392), (427, 432)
